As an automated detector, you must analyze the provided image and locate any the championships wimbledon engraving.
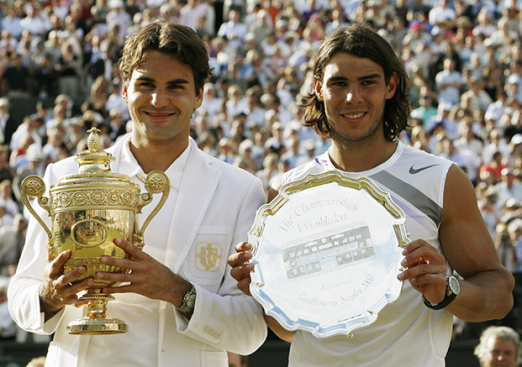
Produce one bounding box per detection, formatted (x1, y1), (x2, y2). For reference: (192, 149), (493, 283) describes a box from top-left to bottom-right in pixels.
(283, 222), (375, 281)
(248, 171), (410, 338)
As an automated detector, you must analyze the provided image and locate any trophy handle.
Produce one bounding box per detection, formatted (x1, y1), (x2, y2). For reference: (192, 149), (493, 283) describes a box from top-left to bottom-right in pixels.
(20, 175), (52, 238)
(137, 170), (170, 236)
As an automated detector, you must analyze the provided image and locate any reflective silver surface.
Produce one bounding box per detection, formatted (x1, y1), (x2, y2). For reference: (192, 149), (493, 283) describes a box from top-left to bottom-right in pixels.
(249, 171), (410, 338)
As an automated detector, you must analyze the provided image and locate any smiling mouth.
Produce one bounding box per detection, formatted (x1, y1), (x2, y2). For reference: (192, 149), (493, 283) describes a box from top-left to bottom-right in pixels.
(342, 112), (365, 119)
(145, 112), (174, 117)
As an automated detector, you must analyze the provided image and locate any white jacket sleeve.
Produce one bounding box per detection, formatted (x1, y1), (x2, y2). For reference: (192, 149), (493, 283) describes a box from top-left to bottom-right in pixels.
(8, 163), (68, 334)
(175, 176), (268, 355)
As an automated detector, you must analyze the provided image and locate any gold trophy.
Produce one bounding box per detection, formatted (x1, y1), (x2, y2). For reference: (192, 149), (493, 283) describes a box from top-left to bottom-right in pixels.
(20, 128), (170, 335)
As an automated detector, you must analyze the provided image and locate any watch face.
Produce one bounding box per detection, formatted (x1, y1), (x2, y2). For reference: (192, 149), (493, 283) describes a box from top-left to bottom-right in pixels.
(448, 276), (460, 295)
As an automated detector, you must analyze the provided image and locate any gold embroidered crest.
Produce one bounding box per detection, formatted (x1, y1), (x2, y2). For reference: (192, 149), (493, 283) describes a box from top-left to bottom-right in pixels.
(195, 242), (222, 272)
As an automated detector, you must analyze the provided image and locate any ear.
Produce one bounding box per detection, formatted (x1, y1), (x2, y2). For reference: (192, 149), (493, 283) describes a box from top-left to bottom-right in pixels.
(195, 86), (204, 109)
(122, 83), (128, 103)
(314, 77), (324, 101)
(386, 72), (398, 100)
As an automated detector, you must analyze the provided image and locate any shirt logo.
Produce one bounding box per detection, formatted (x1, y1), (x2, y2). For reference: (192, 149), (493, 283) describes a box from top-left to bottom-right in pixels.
(409, 164), (439, 174)
(195, 242), (222, 272)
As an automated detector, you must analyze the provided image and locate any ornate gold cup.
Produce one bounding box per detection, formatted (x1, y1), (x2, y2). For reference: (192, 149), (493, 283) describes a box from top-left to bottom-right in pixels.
(20, 129), (170, 335)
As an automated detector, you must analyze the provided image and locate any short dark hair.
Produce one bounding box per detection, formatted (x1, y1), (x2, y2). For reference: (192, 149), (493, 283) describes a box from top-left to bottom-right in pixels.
(119, 21), (211, 96)
(302, 23), (411, 141)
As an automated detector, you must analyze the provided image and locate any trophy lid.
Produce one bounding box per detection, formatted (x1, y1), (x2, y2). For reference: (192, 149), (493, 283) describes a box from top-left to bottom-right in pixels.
(76, 128), (115, 172)
(59, 128), (129, 183)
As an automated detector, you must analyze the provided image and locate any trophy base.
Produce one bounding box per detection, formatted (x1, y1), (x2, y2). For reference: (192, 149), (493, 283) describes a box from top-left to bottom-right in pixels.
(67, 318), (128, 335)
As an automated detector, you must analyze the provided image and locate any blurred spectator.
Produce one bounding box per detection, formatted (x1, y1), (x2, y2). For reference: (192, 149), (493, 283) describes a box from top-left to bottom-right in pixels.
(496, 168), (522, 212)
(426, 101), (459, 140)
(474, 326), (520, 367)
(480, 151), (508, 185)
(280, 137), (304, 170)
(32, 53), (58, 99)
(218, 8), (247, 51)
(0, 278), (16, 341)
(0, 97), (18, 147)
(105, 79), (129, 121)
(495, 223), (517, 273)
(0, 180), (19, 217)
(108, 108), (127, 141)
(55, 41), (82, 99)
(412, 86), (438, 127)
(256, 153), (280, 192)
(435, 57), (462, 105)
(2, 53), (30, 97)
(106, 0), (131, 39)
(0, 6), (23, 39)
(0, 213), (27, 277)
(19, 3), (50, 37)
(10, 133), (35, 171)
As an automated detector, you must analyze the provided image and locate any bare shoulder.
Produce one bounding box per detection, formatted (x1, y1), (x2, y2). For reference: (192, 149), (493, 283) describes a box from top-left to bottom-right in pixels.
(440, 164), (501, 277)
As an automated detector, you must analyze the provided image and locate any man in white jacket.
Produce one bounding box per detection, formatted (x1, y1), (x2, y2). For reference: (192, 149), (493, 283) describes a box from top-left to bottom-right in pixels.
(8, 21), (267, 367)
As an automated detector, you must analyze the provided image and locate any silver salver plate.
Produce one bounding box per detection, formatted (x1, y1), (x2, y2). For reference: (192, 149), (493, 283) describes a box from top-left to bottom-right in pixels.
(248, 171), (410, 338)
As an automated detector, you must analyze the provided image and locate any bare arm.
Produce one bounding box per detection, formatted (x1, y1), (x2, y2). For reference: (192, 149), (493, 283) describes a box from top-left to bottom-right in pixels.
(399, 165), (514, 321)
(440, 165), (514, 321)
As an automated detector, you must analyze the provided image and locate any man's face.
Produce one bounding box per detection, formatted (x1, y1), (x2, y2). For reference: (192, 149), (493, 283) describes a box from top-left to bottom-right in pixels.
(482, 337), (517, 367)
(123, 51), (203, 146)
(314, 53), (397, 146)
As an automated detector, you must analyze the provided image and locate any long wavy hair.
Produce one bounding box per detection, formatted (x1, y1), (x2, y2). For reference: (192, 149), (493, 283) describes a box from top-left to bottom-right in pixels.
(119, 21), (211, 97)
(302, 23), (411, 141)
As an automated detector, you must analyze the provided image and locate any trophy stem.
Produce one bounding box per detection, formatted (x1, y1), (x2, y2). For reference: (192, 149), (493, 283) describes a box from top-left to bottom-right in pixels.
(66, 289), (128, 335)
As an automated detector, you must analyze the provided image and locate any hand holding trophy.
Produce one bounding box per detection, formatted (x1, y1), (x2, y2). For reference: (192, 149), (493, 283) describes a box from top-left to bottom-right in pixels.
(20, 128), (170, 335)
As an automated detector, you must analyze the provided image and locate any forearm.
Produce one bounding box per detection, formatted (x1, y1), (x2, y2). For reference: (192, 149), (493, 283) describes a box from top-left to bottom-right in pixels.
(446, 268), (514, 322)
(265, 314), (294, 343)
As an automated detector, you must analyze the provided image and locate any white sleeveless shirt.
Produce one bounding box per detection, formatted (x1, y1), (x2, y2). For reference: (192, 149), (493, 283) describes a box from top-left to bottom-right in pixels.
(282, 141), (455, 367)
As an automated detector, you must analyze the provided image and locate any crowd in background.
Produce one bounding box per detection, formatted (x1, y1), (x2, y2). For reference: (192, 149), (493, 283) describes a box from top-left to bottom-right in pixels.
(0, 0), (522, 350)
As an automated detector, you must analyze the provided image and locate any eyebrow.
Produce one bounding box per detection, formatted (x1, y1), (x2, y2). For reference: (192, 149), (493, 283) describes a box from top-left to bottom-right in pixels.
(328, 73), (383, 83)
(136, 76), (190, 85)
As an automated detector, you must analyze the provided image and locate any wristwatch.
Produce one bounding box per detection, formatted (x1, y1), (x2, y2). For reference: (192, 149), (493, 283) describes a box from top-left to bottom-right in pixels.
(176, 284), (196, 313)
(422, 275), (460, 310)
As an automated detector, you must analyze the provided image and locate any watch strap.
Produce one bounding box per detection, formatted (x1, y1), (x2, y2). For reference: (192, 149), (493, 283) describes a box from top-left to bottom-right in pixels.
(422, 276), (458, 310)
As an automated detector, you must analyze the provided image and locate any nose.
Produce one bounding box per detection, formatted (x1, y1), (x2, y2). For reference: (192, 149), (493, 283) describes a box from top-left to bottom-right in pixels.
(151, 89), (168, 107)
(345, 85), (361, 103)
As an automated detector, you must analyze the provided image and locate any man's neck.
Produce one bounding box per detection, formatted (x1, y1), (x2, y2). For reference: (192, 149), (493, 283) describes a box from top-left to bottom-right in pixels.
(329, 139), (398, 173)
(130, 136), (189, 173)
